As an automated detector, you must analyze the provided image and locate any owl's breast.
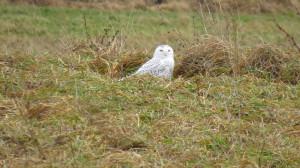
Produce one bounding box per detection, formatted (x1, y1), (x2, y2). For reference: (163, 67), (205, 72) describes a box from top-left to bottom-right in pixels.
(162, 58), (175, 69)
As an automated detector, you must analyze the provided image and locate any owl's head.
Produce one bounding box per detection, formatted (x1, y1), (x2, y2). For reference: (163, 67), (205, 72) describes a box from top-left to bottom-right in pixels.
(153, 45), (174, 60)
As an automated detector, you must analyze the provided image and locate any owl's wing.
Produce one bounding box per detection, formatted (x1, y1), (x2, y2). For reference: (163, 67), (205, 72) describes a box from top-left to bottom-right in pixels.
(119, 58), (171, 81)
(134, 58), (163, 75)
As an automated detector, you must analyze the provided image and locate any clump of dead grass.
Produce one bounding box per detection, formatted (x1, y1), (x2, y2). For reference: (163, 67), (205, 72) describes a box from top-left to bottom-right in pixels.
(88, 50), (149, 78)
(244, 44), (286, 77)
(67, 28), (150, 78)
(174, 36), (236, 78)
(174, 38), (299, 84)
(243, 44), (300, 84)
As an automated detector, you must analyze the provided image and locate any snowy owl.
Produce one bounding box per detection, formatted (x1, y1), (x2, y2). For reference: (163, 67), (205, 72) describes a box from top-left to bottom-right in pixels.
(133, 45), (175, 78)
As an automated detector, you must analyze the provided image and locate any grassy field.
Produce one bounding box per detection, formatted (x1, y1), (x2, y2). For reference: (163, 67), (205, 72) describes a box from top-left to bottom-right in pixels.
(1, 5), (300, 52)
(0, 4), (300, 168)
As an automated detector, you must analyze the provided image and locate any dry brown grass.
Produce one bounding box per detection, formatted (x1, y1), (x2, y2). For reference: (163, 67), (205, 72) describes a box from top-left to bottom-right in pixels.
(65, 29), (151, 78)
(174, 36), (236, 78)
(172, 37), (300, 84)
(243, 44), (300, 84)
(88, 51), (149, 78)
(69, 32), (300, 84)
(244, 44), (288, 77)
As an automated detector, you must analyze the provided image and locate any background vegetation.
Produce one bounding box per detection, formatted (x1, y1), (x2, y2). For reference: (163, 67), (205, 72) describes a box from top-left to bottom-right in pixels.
(0, 0), (299, 167)
(5, 0), (300, 13)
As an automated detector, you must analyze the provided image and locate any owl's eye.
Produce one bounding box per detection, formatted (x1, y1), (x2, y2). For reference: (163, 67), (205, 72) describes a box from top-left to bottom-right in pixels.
(168, 50), (171, 52)
(160, 50), (163, 52)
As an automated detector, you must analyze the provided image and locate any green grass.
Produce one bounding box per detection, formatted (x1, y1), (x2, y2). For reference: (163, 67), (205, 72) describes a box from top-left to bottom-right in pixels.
(1, 5), (300, 52)
(0, 4), (300, 168)
(1, 55), (299, 166)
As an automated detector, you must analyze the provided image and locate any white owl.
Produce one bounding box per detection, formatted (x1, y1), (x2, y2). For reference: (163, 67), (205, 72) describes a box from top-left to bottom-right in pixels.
(132, 45), (175, 78)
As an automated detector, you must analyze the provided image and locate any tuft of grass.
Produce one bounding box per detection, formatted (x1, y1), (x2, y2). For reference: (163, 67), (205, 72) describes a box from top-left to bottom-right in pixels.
(174, 40), (300, 84)
(243, 44), (300, 84)
(88, 51), (149, 78)
(174, 36), (235, 78)
(64, 28), (151, 78)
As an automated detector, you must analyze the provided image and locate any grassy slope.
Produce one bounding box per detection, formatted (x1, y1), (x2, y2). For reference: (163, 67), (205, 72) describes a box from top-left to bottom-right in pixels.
(0, 5), (300, 168)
